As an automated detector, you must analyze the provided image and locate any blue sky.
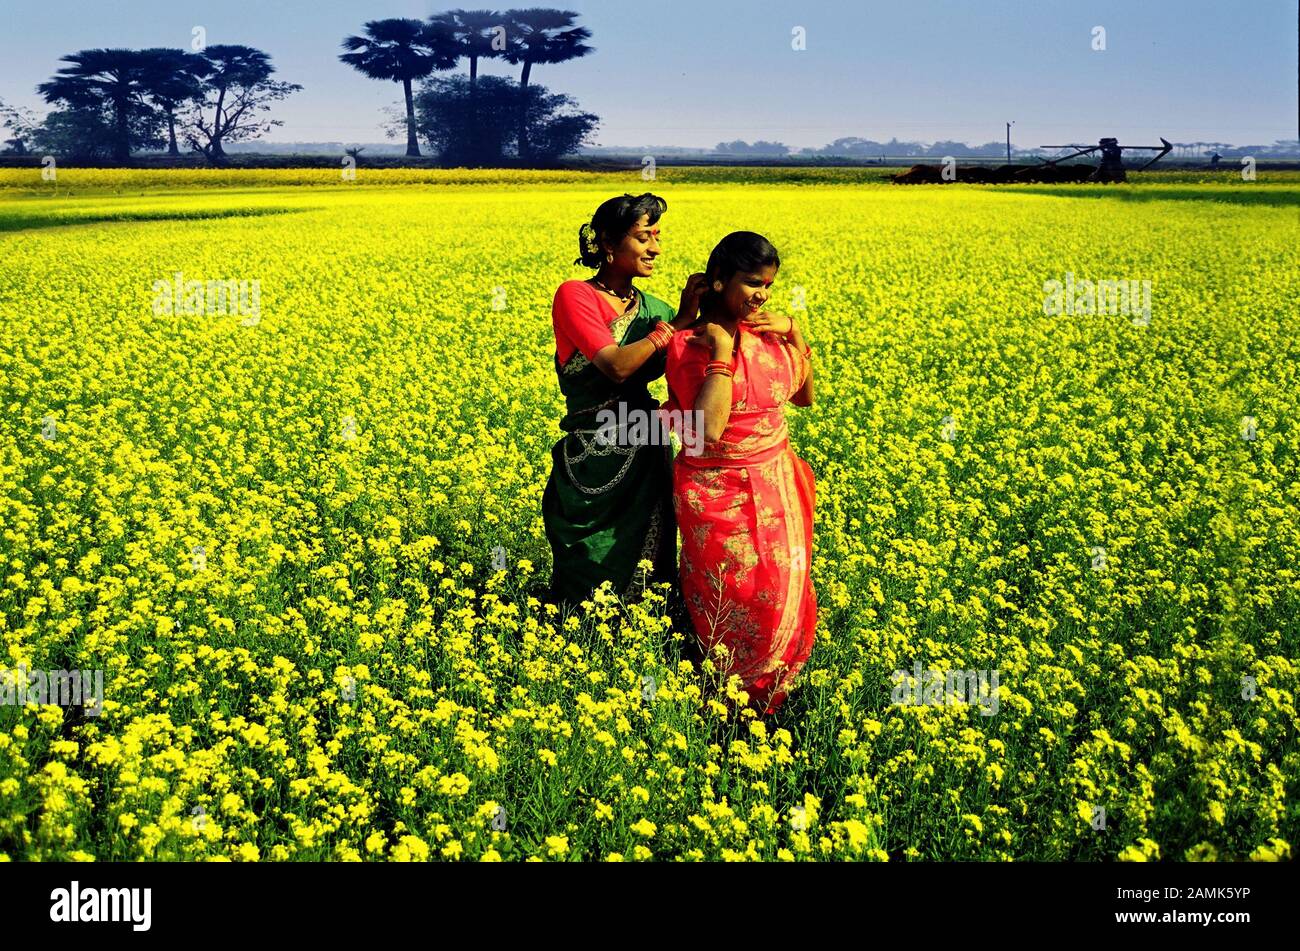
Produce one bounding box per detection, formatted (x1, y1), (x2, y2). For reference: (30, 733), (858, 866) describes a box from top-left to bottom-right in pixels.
(1, 0), (1295, 148)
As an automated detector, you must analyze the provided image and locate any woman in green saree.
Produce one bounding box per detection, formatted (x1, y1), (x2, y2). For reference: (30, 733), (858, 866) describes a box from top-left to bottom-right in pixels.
(543, 193), (705, 605)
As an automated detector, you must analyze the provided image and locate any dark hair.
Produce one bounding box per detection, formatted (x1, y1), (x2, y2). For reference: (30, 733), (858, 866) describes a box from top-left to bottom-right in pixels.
(575, 193), (667, 267)
(701, 231), (781, 309)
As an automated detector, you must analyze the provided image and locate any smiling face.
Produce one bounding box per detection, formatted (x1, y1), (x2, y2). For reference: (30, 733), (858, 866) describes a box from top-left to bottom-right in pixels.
(714, 263), (778, 319)
(601, 214), (661, 278)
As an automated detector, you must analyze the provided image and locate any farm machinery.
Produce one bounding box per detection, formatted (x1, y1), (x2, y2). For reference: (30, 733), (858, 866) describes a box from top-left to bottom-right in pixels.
(891, 136), (1174, 184)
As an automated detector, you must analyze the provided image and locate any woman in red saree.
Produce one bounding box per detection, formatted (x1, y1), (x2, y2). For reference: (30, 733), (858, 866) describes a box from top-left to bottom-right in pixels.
(663, 232), (817, 715)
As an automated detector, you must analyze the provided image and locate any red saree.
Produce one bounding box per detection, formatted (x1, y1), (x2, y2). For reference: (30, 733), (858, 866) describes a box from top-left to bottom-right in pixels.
(663, 325), (817, 715)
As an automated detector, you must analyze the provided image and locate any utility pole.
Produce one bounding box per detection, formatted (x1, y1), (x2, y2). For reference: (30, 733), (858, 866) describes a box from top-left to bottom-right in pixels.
(1007, 121), (1014, 162)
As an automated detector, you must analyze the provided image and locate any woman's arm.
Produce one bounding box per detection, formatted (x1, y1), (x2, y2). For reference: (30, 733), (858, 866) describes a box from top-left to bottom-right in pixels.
(590, 275), (706, 383)
(743, 310), (814, 407)
(591, 335), (662, 384)
(670, 273), (708, 331)
(686, 324), (735, 442)
(787, 318), (814, 407)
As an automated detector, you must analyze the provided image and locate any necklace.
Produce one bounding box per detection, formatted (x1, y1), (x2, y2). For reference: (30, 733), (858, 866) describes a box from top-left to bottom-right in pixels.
(590, 276), (635, 303)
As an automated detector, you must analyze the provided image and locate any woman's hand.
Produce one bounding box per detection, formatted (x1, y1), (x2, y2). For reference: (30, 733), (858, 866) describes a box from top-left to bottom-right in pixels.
(686, 321), (734, 360)
(671, 272), (708, 331)
(742, 310), (795, 337)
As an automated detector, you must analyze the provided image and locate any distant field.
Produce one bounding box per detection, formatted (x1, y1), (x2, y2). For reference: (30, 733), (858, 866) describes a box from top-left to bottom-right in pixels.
(3, 164), (1299, 193)
(1, 169), (1296, 861)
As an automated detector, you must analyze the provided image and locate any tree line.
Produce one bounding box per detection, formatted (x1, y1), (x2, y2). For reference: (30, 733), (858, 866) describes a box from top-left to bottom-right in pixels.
(712, 137), (1300, 160)
(344, 10), (594, 163)
(0, 8), (598, 166)
(1, 45), (299, 163)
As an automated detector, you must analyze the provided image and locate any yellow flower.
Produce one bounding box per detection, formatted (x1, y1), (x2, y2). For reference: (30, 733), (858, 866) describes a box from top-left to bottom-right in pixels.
(393, 835), (430, 862)
(4, 166), (1293, 865)
(1248, 838), (1291, 862)
(631, 819), (657, 838)
(841, 819), (871, 852)
(436, 773), (471, 796)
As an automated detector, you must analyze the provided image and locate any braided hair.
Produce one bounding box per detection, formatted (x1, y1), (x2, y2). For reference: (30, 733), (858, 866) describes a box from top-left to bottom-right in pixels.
(575, 193), (668, 267)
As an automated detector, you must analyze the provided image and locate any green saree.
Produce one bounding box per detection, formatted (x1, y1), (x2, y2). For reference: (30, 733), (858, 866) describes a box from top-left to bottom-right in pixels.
(543, 287), (678, 605)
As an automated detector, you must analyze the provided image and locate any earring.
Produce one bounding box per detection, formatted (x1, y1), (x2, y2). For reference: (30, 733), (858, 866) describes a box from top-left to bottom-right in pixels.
(712, 281), (723, 291)
(606, 253), (614, 263)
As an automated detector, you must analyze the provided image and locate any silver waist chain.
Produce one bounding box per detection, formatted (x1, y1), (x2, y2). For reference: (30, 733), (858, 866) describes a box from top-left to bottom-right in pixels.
(562, 427), (639, 494)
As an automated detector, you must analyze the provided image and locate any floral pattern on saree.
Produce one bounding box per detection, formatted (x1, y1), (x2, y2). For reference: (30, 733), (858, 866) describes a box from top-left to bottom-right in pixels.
(664, 324), (817, 714)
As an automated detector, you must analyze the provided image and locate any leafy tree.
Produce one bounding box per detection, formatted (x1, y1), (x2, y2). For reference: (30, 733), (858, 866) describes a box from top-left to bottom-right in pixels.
(182, 45), (301, 162)
(409, 74), (595, 165)
(340, 18), (457, 157)
(714, 140), (789, 155)
(32, 103), (164, 160)
(138, 48), (205, 156)
(519, 84), (597, 161)
(923, 139), (969, 157)
(410, 74), (517, 164)
(0, 98), (40, 154)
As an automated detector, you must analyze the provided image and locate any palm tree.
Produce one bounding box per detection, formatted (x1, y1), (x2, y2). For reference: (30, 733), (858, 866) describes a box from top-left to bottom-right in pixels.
(340, 18), (458, 157)
(138, 48), (205, 156)
(431, 9), (505, 93)
(501, 9), (592, 160)
(37, 48), (155, 161)
(431, 10), (506, 162)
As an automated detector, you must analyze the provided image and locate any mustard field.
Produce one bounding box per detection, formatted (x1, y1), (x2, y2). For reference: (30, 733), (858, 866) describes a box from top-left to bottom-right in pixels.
(0, 167), (1296, 861)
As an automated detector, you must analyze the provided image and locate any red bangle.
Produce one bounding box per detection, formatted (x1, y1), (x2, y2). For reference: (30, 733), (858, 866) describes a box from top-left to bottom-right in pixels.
(646, 323), (674, 353)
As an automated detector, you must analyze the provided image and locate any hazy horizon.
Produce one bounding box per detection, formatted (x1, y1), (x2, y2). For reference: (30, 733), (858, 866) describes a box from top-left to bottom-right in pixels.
(2, 0), (1295, 150)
